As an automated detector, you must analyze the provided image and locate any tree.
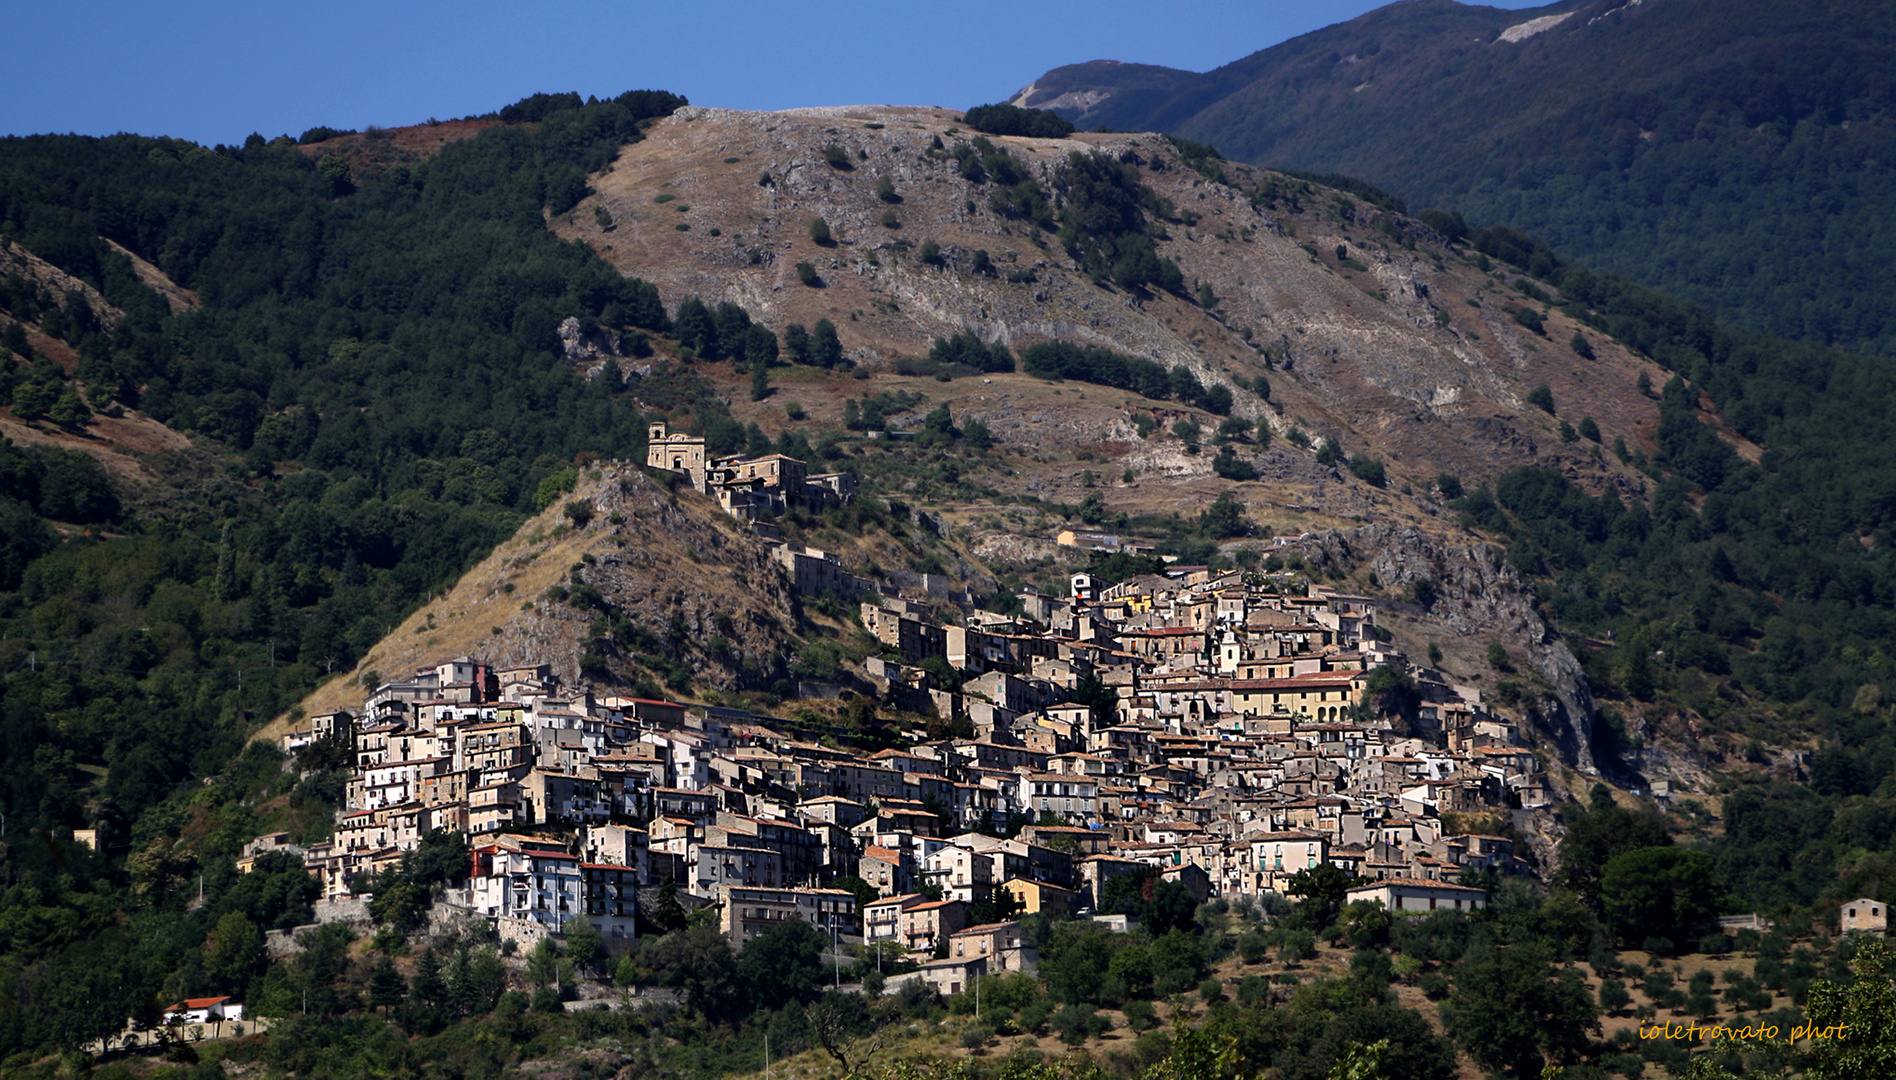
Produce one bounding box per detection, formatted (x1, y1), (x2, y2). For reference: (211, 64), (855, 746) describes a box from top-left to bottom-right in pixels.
(796, 262), (821, 287)
(1347, 455), (1386, 487)
(203, 911), (264, 991)
(1286, 864), (1357, 930)
(811, 319), (843, 367)
(1212, 448), (1257, 481)
(810, 218), (833, 245)
(784, 323), (812, 364)
(964, 418), (993, 449)
(1327, 1039), (1391, 1080)
(1441, 942), (1598, 1076)
(744, 323), (779, 368)
(526, 937), (562, 988)
(1805, 937), (1896, 1080)
(1526, 383), (1556, 414)
(1599, 847), (1722, 946)
(1578, 416), (1601, 442)
(962, 103), (1076, 139)
(875, 175), (898, 202)
(922, 404), (957, 441)
(644, 922), (739, 1016)
(1570, 332), (1594, 359)
(410, 947), (447, 1011)
(1199, 491), (1249, 538)
(563, 498), (594, 529)
(750, 362), (772, 401)
(919, 240), (942, 266)
(564, 917), (606, 975)
(1361, 666), (1420, 721)
(370, 955), (406, 1014)
(48, 390), (91, 429)
(1554, 787), (1674, 912)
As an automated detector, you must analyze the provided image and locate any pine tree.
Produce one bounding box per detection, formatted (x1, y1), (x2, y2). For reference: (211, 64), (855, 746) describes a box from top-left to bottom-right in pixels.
(410, 948), (446, 1008)
(370, 955), (406, 1013)
(811, 319), (842, 368)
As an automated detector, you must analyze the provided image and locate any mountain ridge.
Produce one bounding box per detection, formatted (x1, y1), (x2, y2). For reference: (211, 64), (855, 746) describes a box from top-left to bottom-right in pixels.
(1011, 0), (1896, 354)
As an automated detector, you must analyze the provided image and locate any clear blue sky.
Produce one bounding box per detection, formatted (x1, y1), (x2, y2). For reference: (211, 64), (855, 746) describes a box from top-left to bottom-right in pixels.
(5, 1), (1551, 146)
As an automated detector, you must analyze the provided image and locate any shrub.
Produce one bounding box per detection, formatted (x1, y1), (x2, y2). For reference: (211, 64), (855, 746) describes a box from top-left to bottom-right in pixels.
(809, 217), (832, 244)
(820, 144), (851, 168)
(1237, 930), (1269, 964)
(1172, 419), (1201, 453)
(563, 499), (594, 528)
(796, 262), (820, 287)
(875, 175), (898, 202)
(1512, 306), (1547, 334)
(1526, 383), (1556, 413)
(919, 240), (943, 266)
(1599, 977), (1632, 1014)
(1236, 975), (1270, 1004)
(963, 103), (1076, 139)
(1212, 449), (1257, 481)
(1051, 1003), (1110, 1045)
(1017, 997), (1053, 1033)
(880, 209), (899, 228)
(1347, 455), (1387, 487)
(1123, 999), (1158, 1030)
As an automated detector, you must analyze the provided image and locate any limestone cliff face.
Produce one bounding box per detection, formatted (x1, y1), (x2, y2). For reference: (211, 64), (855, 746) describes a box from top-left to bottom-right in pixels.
(1316, 524), (1602, 775)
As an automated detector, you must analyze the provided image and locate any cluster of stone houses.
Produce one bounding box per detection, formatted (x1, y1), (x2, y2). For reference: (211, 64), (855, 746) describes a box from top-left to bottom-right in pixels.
(270, 561), (1546, 984)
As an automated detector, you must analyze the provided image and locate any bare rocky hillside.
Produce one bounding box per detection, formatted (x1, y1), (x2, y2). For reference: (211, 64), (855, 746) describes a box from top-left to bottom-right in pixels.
(555, 104), (1671, 504)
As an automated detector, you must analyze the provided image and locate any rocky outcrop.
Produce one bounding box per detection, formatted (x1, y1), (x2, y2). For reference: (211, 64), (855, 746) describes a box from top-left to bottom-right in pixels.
(1314, 524), (1603, 773)
(282, 465), (805, 727)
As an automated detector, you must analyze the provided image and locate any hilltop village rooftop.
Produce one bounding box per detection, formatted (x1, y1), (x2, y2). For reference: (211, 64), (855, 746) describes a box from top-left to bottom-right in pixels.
(273, 564), (1543, 964)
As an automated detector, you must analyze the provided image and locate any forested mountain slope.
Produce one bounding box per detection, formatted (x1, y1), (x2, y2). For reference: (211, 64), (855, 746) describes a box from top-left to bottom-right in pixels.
(1012, 0), (1896, 355)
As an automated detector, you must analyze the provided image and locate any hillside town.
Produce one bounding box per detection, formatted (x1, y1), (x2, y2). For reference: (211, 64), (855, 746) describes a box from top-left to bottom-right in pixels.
(271, 545), (1548, 991)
